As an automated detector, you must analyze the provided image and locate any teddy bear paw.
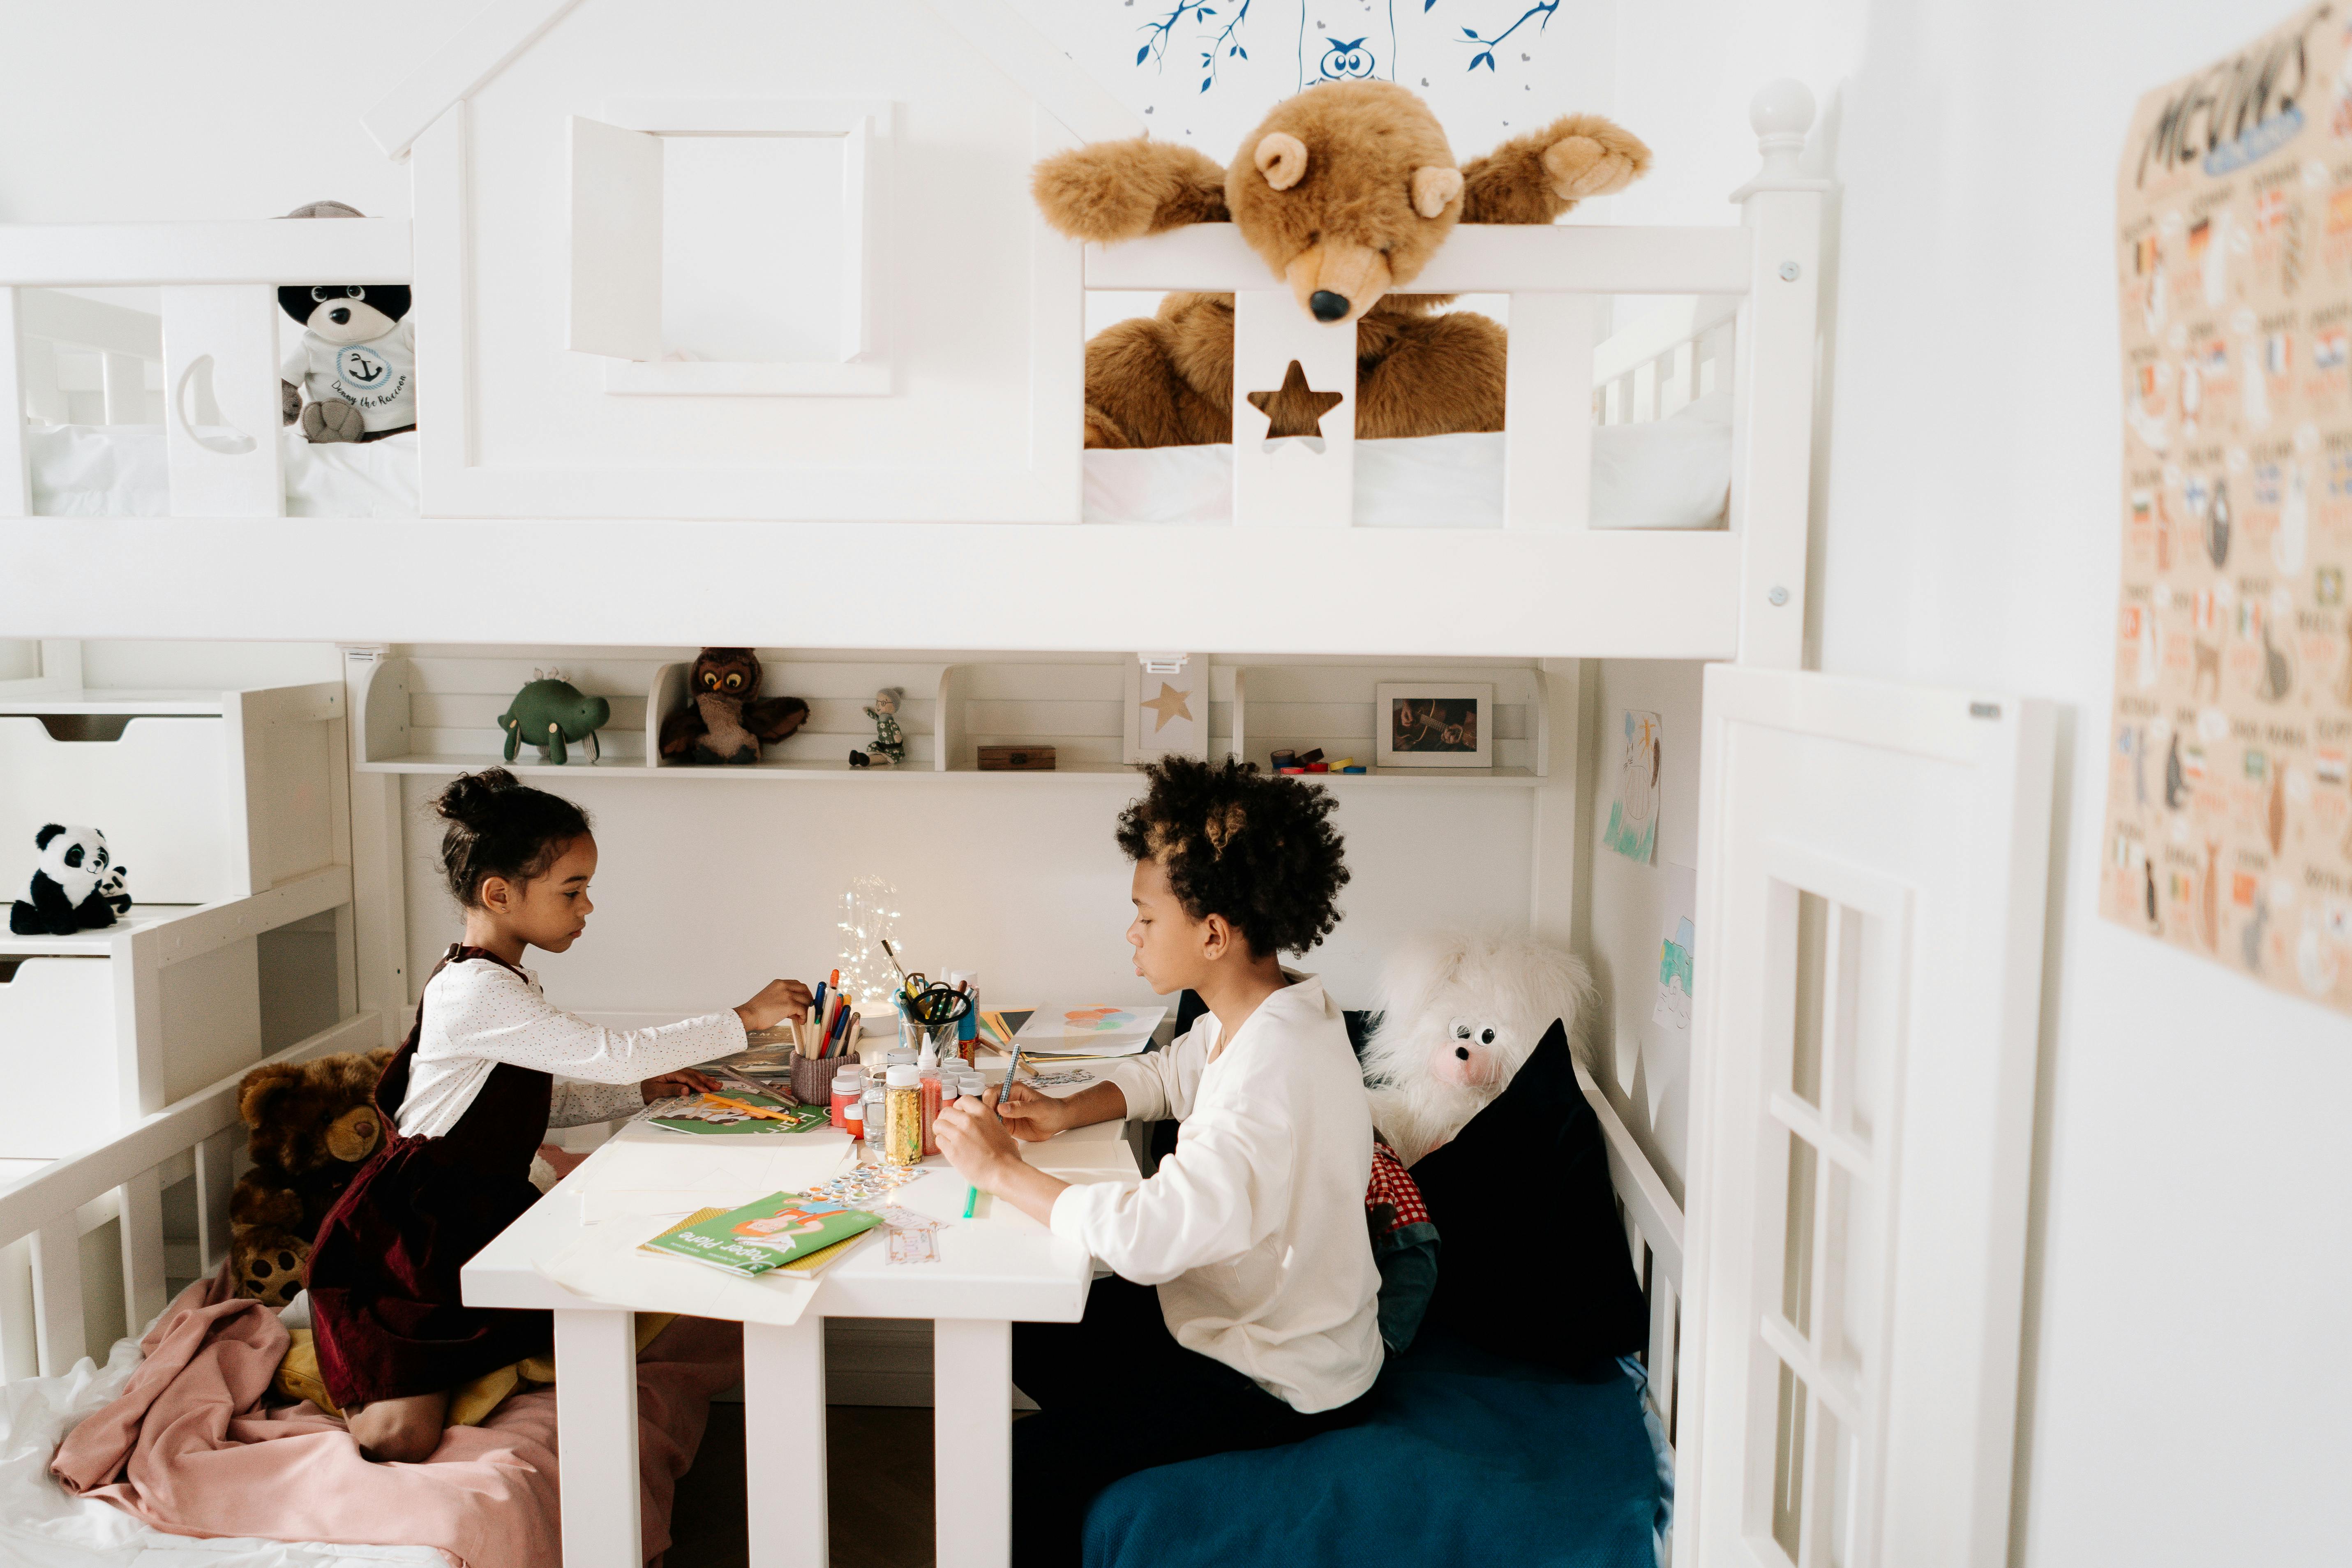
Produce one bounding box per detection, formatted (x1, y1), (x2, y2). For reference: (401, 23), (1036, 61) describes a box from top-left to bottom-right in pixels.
(233, 1235), (308, 1309)
(1544, 136), (1643, 201)
(300, 400), (367, 443)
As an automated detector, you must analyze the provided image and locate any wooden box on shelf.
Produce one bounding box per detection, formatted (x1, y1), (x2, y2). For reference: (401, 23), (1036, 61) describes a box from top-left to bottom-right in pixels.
(977, 745), (1055, 772)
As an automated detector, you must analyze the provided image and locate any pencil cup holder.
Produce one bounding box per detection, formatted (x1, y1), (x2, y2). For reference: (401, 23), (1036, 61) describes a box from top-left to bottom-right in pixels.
(790, 1055), (833, 1106)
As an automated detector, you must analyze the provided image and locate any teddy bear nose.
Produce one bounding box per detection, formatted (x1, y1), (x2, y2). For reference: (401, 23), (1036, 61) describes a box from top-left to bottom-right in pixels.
(1310, 290), (1350, 322)
(1454, 1045), (1471, 1061)
(329, 307), (350, 325)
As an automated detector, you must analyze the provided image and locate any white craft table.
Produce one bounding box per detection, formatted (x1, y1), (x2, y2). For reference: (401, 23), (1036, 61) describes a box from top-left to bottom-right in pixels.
(462, 1090), (1140, 1568)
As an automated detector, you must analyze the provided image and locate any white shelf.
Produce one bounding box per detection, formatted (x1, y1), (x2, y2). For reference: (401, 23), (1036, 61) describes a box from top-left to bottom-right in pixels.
(349, 752), (1541, 785)
(0, 904), (206, 957)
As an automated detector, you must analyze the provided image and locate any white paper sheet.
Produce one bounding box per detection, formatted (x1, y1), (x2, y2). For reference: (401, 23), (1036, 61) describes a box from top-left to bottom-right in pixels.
(1011, 1006), (1165, 1057)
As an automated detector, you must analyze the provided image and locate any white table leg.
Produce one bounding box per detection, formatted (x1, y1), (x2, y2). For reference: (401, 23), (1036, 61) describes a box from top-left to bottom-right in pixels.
(744, 1315), (828, 1568)
(554, 1307), (643, 1568)
(935, 1318), (1013, 1568)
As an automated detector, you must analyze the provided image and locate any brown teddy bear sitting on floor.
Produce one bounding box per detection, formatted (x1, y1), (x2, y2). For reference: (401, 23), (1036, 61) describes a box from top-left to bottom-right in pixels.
(1031, 80), (1650, 448)
(229, 1048), (394, 1307)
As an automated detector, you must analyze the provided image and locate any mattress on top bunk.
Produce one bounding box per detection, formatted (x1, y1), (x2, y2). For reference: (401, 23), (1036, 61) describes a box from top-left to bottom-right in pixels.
(23, 390), (1728, 527)
(26, 425), (421, 518)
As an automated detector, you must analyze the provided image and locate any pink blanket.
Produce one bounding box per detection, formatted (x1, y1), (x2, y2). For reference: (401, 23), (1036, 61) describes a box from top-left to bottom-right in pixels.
(52, 1270), (741, 1568)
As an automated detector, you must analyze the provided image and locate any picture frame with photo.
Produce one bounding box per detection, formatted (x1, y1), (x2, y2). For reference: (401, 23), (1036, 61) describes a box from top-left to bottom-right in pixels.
(1374, 682), (1494, 770)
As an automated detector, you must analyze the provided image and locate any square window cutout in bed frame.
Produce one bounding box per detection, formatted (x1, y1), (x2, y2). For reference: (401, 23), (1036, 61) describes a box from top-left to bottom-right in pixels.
(567, 99), (892, 396)
(1374, 681), (1494, 771)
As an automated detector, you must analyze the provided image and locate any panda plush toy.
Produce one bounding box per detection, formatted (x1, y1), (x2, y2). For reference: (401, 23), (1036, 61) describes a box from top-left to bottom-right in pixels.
(276, 200), (415, 444)
(10, 824), (129, 938)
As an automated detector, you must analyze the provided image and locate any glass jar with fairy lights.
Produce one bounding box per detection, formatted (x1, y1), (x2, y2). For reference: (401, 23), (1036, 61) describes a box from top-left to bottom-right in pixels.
(836, 875), (902, 1022)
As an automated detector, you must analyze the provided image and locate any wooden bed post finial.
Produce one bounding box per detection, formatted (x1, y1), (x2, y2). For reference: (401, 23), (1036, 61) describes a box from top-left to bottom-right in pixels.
(1739, 79), (1820, 199)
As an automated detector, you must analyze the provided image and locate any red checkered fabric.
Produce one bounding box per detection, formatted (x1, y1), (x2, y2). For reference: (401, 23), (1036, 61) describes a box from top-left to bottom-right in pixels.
(1366, 1141), (1432, 1236)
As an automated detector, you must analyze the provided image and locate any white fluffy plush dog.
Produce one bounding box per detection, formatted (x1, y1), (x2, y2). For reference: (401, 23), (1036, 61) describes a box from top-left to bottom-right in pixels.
(1360, 931), (1597, 1165)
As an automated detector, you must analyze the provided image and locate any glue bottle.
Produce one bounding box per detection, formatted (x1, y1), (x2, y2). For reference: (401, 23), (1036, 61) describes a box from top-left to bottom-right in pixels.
(882, 1065), (923, 1167)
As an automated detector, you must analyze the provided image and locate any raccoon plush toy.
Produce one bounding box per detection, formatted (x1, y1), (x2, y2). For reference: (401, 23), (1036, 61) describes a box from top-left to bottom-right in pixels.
(10, 824), (128, 937)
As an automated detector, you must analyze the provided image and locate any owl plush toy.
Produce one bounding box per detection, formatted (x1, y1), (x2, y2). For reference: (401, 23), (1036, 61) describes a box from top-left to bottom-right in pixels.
(1359, 931), (1597, 1165)
(658, 648), (810, 764)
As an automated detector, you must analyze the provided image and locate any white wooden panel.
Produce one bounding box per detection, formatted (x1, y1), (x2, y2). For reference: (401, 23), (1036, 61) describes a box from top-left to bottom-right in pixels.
(0, 958), (120, 1159)
(1231, 291), (1355, 529)
(839, 115), (874, 364)
(922, 0), (1147, 143)
(31, 1213), (85, 1376)
(117, 1165), (166, 1334)
(1086, 223), (1752, 296)
(1504, 293), (1595, 531)
(161, 285), (284, 517)
(0, 1235), (34, 1382)
(745, 1316), (826, 1568)
(192, 1125), (238, 1276)
(0, 220), (410, 287)
(1729, 186), (1822, 670)
(1683, 665), (2054, 1568)
(0, 716), (237, 903)
(21, 289), (163, 360)
(554, 1308), (644, 1568)
(102, 352), (145, 425)
(1595, 296), (1742, 387)
(0, 287), (28, 518)
(934, 1318), (1012, 1568)
(567, 117), (663, 363)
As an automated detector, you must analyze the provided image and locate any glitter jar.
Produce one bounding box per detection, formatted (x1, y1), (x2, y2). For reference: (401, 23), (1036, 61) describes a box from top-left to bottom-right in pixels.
(882, 1065), (924, 1167)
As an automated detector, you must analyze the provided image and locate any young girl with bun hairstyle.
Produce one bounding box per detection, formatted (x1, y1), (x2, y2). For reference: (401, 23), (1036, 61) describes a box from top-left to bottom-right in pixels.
(306, 768), (811, 1463)
(934, 757), (1378, 1566)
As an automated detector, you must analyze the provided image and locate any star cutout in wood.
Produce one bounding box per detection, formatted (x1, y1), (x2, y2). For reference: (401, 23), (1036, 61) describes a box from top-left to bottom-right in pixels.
(1140, 681), (1194, 733)
(1246, 359), (1346, 440)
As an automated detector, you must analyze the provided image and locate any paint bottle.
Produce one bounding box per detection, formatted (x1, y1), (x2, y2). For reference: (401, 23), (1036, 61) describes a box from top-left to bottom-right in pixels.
(830, 1067), (864, 1131)
(882, 1065), (923, 1167)
(842, 1092), (864, 1143)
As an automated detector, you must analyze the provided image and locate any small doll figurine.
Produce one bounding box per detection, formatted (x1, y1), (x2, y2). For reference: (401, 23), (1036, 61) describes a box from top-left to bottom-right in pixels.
(865, 687), (907, 767)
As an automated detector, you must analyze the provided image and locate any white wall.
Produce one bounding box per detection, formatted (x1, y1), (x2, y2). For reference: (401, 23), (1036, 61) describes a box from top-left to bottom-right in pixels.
(1615, 1), (2352, 1563)
(395, 769), (1534, 1023)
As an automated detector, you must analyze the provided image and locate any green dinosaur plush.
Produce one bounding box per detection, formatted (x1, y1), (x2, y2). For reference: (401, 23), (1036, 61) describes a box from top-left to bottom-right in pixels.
(499, 673), (610, 765)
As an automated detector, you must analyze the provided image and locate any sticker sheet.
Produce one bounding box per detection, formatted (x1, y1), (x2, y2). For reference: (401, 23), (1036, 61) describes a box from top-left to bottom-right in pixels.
(2105, 2), (2352, 1016)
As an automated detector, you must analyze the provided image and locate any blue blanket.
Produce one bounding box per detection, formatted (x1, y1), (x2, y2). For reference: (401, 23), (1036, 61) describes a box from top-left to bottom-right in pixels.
(1084, 1333), (1666, 1568)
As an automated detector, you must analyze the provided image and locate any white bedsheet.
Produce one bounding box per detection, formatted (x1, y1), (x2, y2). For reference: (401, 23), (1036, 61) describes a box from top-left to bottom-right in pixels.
(24, 392), (1729, 528)
(26, 426), (423, 518)
(0, 1333), (446, 1568)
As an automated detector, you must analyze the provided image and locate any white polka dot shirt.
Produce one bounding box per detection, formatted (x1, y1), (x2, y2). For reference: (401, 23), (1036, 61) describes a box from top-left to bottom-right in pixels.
(396, 956), (748, 1139)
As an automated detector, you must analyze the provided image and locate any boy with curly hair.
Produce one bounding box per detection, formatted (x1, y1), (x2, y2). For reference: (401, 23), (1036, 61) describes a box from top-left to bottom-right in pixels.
(935, 757), (1380, 1566)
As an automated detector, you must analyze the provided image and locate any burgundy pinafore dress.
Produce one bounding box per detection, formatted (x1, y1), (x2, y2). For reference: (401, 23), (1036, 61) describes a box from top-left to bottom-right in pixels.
(307, 945), (556, 1409)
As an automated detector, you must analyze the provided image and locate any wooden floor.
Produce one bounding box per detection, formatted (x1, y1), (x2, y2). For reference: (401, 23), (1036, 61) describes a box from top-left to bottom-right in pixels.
(666, 1404), (937, 1568)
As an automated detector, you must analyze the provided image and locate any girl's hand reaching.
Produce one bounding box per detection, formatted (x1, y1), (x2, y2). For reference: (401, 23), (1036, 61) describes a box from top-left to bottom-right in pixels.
(735, 978), (815, 1032)
(640, 1068), (718, 1103)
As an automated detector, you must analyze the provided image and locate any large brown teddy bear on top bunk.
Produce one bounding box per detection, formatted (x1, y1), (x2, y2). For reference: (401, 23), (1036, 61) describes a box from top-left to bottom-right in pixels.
(1033, 80), (1650, 448)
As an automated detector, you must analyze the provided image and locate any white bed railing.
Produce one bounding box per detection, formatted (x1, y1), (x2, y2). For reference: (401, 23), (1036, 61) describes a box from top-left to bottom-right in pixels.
(1577, 1061), (1685, 1449)
(0, 1009), (380, 1383)
(0, 218), (411, 520)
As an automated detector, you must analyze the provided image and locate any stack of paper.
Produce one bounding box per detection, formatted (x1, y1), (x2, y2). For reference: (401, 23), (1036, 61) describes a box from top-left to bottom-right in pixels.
(1009, 1005), (1166, 1058)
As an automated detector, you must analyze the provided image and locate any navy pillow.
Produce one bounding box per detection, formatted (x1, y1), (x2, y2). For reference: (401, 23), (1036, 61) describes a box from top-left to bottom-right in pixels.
(1408, 1018), (1648, 1372)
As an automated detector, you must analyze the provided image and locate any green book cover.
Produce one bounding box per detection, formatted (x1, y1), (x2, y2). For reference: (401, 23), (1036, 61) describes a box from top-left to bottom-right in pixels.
(641, 1191), (883, 1278)
(642, 1090), (829, 1137)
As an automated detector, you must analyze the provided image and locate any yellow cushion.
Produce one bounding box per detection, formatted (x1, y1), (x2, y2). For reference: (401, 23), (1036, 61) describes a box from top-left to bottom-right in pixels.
(274, 1314), (678, 1427)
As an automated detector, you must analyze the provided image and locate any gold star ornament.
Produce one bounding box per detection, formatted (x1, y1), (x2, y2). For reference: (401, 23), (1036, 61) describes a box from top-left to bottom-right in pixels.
(1140, 681), (1194, 733)
(1245, 359), (1346, 440)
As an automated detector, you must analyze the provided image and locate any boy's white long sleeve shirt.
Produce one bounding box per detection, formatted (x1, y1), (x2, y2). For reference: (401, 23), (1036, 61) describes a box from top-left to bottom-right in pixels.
(1049, 974), (1383, 1413)
(396, 955), (747, 1138)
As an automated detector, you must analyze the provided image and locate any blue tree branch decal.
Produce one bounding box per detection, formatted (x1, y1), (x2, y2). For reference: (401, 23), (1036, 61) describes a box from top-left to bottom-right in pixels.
(1201, 0), (1254, 90)
(1456, 0), (1559, 70)
(1136, 1), (1213, 70)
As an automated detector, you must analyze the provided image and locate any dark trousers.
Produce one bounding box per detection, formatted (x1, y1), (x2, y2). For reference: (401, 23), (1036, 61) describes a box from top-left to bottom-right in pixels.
(1011, 1276), (1370, 1568)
